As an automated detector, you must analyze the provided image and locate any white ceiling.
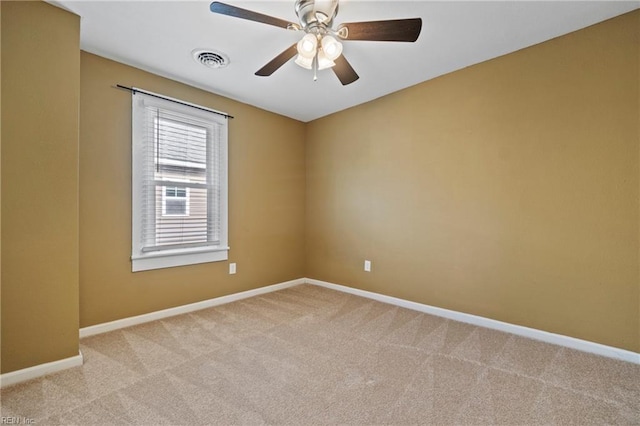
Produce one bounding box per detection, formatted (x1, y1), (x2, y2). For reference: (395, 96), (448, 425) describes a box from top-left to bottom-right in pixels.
(50, 0), (639, 122)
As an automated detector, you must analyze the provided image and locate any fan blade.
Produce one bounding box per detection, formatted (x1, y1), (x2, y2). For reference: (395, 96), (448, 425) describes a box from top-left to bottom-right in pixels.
(255, 44), (298, 76)
(332, 55), (359, 86)
(337, 18), (422, 42)
(210, 2), (296, 30)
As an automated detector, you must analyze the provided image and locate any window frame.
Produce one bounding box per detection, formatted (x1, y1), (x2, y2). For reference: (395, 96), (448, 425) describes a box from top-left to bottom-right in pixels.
(131, 91), (229, 272)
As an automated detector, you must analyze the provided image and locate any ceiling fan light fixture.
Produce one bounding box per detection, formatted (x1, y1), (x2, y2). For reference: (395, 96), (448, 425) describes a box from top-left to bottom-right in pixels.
(321, 35), (343, 60)
(297, 33), (318, 58)
(294, 54), (313, 69)
(317, 50), (335, 70)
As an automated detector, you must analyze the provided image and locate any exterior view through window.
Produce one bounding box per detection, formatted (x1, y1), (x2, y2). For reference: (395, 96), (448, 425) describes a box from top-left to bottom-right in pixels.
(163, 186), (189, 217)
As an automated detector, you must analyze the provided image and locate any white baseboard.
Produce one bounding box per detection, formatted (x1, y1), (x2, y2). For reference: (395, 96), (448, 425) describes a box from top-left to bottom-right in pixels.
(305, 278), (640, 365)
(2, 279), (304, 387)
(0, 352), (84, 388)
(4, 276), (636, 389)
(80, 278), (305, 338)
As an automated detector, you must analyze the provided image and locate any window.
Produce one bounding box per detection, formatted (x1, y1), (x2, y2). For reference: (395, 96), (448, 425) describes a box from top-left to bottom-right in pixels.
(131, 90), (228, 272)
(162, 186), (189, 216)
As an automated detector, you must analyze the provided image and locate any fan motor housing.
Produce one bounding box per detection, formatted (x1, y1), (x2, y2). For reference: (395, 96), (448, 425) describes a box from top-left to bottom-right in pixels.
(295, 0), (339, 29)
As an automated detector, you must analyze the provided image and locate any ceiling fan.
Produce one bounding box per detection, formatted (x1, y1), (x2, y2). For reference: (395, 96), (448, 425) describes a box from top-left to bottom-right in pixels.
(210, 0), (422, 85)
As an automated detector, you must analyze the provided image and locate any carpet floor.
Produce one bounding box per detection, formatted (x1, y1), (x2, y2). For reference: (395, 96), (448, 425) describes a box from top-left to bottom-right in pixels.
(1, 284), (639, 425)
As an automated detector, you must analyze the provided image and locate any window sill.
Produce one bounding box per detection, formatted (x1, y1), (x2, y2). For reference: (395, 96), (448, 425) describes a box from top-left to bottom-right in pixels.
(132, 246), (229, 272)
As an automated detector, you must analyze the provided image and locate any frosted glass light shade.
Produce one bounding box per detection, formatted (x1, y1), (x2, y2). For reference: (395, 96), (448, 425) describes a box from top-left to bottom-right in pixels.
(317, 51), (335, 70)
(297, 34), (318, 59)
(294, 54), (313, 69)
(321, 35), (343, 61)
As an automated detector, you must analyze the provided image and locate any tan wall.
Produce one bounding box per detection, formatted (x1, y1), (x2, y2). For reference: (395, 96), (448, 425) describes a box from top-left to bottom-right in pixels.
(79, 53), (306, 327)
(1, 2), (638, 376)
(306, 11), (640, 352)
(1, 1), (3, 356)
(1, 2), (80, 372)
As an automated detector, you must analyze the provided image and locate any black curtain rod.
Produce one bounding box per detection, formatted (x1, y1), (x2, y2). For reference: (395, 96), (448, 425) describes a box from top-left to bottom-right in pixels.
(115, 84), (234, 119)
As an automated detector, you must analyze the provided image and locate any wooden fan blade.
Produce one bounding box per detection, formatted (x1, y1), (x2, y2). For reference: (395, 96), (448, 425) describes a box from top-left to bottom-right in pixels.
(255, 44), (298, 76)
(332, 55), (359, 86)
(210, 2), (296, 29)
(337, 18), (422, 42)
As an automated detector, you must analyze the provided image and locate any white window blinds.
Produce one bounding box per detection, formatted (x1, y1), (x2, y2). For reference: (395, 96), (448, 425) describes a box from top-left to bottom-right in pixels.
(131, 90), (228, 271)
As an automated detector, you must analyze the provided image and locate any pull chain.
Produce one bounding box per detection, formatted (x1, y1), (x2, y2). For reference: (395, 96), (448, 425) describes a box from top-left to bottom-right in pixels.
(313, 53), (318, 81)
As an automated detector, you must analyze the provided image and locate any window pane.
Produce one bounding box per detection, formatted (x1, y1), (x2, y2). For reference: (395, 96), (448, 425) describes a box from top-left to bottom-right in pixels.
(165, 198), (186, 215)
(156, 186), (208, 245)
(155, 116), (207, 185)
(148, 113), (212, 247)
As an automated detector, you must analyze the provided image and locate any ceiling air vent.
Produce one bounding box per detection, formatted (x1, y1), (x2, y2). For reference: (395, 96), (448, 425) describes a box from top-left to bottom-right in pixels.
(192, 49), (229, 69)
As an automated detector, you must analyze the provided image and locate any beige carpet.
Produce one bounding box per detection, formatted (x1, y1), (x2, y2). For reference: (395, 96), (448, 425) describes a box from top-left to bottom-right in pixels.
(1, 284), (638, 425)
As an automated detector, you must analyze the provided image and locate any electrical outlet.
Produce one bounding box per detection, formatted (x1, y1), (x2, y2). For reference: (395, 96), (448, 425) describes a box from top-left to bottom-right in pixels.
(229, 263), (236, 274)
(364, 260), (371, 272)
